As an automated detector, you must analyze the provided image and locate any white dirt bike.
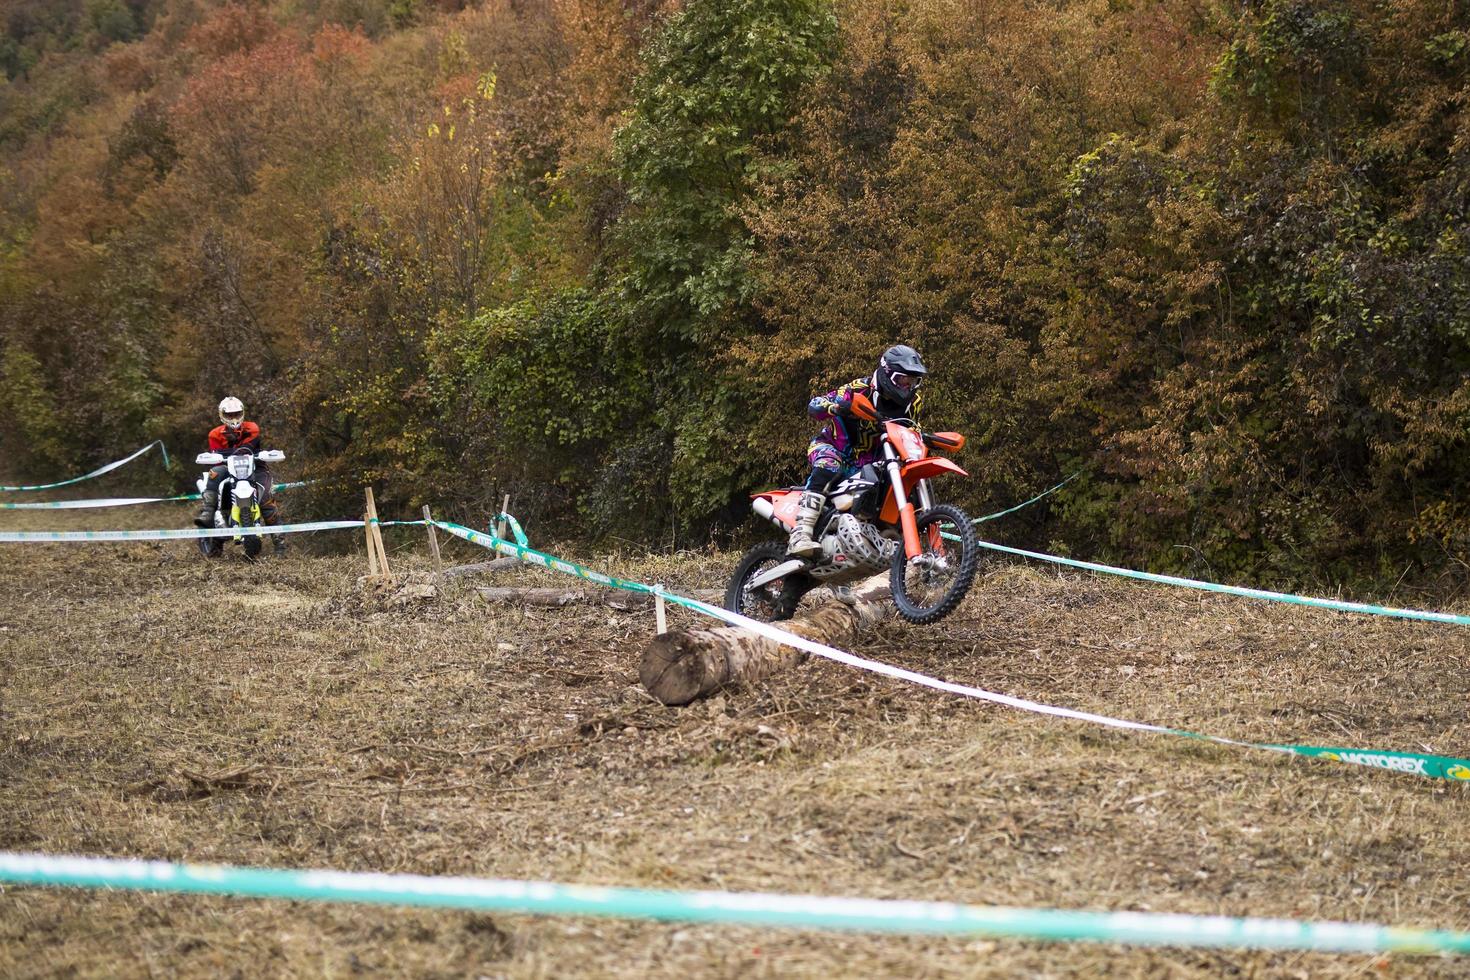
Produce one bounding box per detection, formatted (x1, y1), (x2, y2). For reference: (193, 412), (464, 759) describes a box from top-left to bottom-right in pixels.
(193, 449), (284, 559)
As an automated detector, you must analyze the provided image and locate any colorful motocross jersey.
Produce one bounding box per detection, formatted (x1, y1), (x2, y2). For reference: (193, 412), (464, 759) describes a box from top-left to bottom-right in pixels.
(208, 421), (262, 454)
(807, 375), (924, 467)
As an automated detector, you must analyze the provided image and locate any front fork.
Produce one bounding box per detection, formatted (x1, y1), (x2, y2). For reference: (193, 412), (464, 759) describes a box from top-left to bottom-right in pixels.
(915, 478), (949, 554)
(915, 479), (935, 512)
(887, 444), (941, 561)
(885, 446), (922, 559)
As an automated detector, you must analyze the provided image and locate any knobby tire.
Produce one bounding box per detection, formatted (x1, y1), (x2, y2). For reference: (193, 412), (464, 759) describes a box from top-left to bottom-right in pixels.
(890, 503), (978, 625)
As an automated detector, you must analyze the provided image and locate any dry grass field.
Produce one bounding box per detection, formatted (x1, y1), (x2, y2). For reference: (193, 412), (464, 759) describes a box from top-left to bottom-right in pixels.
(3, 493), (1470, 977)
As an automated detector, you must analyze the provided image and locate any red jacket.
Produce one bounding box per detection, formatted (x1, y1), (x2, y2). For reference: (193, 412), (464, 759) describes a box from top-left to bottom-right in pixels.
(208, 421), (262, 454)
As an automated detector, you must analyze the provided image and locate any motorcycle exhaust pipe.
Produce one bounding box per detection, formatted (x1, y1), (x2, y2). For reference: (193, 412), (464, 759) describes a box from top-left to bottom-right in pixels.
(751, 497), (784, 530)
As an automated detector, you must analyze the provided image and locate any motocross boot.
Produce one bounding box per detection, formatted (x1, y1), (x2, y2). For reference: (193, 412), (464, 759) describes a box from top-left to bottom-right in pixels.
(786, 491), (826, 558)
(260, 494), (286, 555)
(193, 488), (218, 529)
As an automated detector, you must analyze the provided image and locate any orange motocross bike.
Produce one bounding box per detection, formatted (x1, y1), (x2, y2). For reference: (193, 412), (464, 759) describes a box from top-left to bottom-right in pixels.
(725, 394), (979, 625)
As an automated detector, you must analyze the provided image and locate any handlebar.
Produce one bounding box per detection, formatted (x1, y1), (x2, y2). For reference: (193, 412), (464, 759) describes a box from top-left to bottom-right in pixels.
(194, 449), (286, 466)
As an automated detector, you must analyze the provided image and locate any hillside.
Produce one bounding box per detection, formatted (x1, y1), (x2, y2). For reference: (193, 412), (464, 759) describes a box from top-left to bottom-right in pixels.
(1, 0), (1468, 592)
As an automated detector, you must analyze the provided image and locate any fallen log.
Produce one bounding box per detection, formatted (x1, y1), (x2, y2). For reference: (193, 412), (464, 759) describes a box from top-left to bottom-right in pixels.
(478, 586), (596, 607)
(639, 573), (892, 706)
(476, 586), (722, 610)
(442, 557), (521, 579)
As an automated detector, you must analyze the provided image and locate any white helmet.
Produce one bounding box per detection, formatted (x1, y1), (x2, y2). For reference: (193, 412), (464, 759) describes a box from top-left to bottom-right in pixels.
(218, 396), (246, 430)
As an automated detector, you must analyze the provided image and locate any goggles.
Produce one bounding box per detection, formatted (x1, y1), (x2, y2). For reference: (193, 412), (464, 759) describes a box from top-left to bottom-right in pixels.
(222, 412), (245, 428)
(887, 369), (923, 393)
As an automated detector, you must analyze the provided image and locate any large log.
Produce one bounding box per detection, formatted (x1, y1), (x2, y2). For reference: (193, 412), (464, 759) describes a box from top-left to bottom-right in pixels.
(442, 557), (522, 579)
(639, 573), (892, 706)
(476, 586), (722, 610)
(478, 586), (608, 607)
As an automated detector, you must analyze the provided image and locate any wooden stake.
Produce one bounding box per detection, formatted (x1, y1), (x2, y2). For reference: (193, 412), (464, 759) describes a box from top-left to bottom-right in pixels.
(497, 494), (511, 540)
(423, 504), (443, 583)
(365, 487), (392, 581)
(654, 586), (667, 635)
(374, 502), (392, 580)
(363, 490), (379, 578)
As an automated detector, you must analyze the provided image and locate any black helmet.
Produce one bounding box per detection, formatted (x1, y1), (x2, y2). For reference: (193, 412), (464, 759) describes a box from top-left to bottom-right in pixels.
(875, 344), (927, 406)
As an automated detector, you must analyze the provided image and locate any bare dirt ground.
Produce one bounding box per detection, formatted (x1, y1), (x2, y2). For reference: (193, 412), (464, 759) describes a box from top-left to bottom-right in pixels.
(3, 492), (1470, 978)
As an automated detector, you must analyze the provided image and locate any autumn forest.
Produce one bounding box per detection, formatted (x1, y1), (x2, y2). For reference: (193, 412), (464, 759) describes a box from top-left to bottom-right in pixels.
(2, 0), (1468, 594)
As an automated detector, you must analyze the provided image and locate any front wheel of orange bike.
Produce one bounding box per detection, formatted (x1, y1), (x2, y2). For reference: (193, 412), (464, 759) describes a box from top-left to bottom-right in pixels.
(890, 503), (978, 625)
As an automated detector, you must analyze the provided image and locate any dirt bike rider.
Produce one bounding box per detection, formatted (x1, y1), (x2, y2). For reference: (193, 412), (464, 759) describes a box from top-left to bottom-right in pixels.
(193, 396), (286, 554)
(789, 344), (927, 558)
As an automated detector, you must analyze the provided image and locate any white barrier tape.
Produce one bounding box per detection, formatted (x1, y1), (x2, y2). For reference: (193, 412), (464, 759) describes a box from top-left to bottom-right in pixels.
(969, 540), (1470, 627)
(434, 521), (1199, 735)
(0, 496), (180, 510)
(677, 599), (1470, 780)
(6, 510), (1464, 782)
(0, 520), (364, 543)
(974, 470), (1083, 523)
(0, 481), (312, 510)
(682, 595), (1184, 733)
(0, 440), (168, 492)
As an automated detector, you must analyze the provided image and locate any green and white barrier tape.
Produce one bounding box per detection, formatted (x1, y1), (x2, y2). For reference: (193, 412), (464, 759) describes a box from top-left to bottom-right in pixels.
(961, 469), (1470, 626)
(0, 440), (169, 492)
(974, 470), (1083, 524)
(492, 511), (530, 547)
(970, 539), (1470, 627)
(0, 851), (1466, 954)
(436, 518), (1470, 784)
(0, 495), (188, 510)
(0, 481), (312, 510)
(436, 520), (655, 595)
(0, 519), (364, 543)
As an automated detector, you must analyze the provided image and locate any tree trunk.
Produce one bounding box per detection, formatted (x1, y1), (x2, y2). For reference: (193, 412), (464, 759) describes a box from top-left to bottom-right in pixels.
(442, 557), (521, 579)
(640, 573), (892, 706)
(477, 586), (721, 610)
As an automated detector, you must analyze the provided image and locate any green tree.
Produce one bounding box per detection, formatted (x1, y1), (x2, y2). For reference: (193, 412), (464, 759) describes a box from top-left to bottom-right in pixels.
(613, 0), (837, 337)
(607, 0), (837, 531)
(0, 342), (70, 472)
(85, 0), (139, 44)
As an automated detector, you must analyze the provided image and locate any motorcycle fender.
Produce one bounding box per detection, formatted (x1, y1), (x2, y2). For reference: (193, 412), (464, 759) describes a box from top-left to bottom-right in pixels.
(903, 457), (968, 482)
(878, 458), (969, 525)
(233, 481), (256, 500)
